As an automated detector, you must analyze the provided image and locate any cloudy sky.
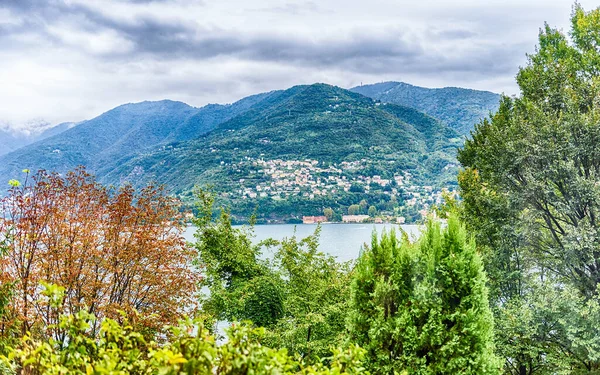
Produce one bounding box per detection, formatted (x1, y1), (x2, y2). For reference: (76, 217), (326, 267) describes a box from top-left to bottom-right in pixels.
(0, 0), (597, 127)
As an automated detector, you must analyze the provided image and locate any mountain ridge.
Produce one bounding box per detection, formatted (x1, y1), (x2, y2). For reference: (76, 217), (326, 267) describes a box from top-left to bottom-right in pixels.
(97, 83), (460, 192)
(0, 121), (77, 156)
(0, 81), (494, 220)
(350, 81), (500, 134)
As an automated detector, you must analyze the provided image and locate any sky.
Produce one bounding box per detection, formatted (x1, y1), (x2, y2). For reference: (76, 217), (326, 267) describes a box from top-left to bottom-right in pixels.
(0, 0), (598, 127)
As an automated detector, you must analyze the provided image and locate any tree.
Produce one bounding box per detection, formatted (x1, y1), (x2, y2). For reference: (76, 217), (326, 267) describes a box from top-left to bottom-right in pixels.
(458, 5), (600, 373)
(323, 207), (334, 221)
(348, 204), (360, 215)
(0, 168), (199, 339)
(193, 189), (283, 328)
(263, 228), (352, 361)
(350, 184), (364, 193)
(359, 199), (368, 214)
(367, 205), (377, 217)
(348, 216), (500, 374)
(459, 3), (600, 299)
(193, 190), (351, 361)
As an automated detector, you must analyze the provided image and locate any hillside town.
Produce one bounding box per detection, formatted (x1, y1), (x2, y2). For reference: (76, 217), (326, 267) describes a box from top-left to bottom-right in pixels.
(219, 157), (455, 223)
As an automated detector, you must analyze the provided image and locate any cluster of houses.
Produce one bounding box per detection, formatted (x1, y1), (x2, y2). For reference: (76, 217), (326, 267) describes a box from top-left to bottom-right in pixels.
(223, 157), (455, 221)
(301, 215), (402, 224)
(229, 158), (406, 198)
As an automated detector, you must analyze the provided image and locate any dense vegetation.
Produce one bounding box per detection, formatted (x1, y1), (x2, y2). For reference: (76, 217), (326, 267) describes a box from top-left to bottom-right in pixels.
(351, 81), (500, 135)
(3, 287), (368, 374)
(102, 84), (461, 219)
(348, 216), (499, 374)
(458, 4), (600, 373)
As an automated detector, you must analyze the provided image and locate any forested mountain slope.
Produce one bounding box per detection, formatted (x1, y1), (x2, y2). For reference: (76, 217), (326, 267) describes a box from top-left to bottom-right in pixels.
(351, 81), (500, 134)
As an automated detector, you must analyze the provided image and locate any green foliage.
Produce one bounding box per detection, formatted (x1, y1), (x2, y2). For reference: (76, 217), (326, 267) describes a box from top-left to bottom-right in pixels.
(262, 227), (352, 362)
(348, 205), (360, 215)
(459, 3), (600, 298)
(0, 240), (15, 356)
(458, 4), (600, 374)
(492, 280), (600, 374)
(348, 216), (500, 374)
(193, 191), (283, 328)
(323, 208), (334, 221)
(193, 191), (351, 361)
(1, 309), (368, 375)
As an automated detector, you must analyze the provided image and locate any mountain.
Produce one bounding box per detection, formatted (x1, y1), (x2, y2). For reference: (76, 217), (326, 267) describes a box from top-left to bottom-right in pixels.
(0, 121), (76, 156)
(0, 129), (28, 156)
(0, 83), (465, 221)
(93, 84), (462, 220)
(0, 94), (280, 182)
(350, 81), (500, 134)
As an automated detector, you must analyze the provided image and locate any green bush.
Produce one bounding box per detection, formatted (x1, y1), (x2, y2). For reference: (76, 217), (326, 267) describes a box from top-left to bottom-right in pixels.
(348, 216), (500, 374)
(1, 310), (368, 375)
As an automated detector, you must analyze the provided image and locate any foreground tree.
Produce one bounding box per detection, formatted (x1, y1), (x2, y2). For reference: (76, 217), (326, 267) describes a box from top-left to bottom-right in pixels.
(0, 168), (199, 339)
(193, 189), (350, 361)
(458, 4), (600, 373)
(348, 216), (500, 375)
(459, 3), (600, 299)
(262, 228), (351, 361)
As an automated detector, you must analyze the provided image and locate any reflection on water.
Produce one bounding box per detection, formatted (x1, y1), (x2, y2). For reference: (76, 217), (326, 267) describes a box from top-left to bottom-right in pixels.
(184, 223), (422, 263)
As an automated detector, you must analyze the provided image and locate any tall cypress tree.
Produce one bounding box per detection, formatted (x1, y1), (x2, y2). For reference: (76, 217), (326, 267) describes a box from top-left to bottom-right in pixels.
(349, 216), (500, 374)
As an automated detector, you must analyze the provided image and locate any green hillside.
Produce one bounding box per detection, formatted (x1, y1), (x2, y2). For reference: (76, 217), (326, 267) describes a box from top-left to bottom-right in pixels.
(351, 81), (500, 134)
(100, 84), (461, 221)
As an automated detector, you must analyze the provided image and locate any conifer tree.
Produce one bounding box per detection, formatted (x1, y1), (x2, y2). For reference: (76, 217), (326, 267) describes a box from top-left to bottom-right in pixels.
(349, 216), (500, 374)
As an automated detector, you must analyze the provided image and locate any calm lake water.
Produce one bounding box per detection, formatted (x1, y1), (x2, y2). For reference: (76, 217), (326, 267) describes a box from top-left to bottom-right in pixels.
(184, 223), (422, 262)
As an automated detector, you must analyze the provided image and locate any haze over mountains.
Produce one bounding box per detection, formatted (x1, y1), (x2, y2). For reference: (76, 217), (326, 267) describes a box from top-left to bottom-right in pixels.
(0, 121), (77, 156)
(0, 81), (499, 218)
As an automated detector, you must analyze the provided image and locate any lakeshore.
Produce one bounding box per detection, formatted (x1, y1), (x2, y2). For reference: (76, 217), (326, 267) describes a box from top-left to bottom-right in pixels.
(184, 223), (422, 262)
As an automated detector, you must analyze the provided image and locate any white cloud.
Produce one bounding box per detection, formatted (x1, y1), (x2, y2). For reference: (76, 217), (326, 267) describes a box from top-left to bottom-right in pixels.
(46, 24), (135, 55)
(0, 0), (598, 127)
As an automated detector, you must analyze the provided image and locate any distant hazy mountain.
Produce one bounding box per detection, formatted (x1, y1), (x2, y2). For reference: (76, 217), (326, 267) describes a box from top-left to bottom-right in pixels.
(0, 129), (28, 156)
(0, 121), (76, 156)
(350, 81), (500, 134)
(0, 83), (461, 188)
(0, 94), (281, 182)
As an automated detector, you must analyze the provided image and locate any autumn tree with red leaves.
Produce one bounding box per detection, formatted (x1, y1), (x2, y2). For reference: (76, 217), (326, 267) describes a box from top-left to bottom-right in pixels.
(0, 168), (199, 340)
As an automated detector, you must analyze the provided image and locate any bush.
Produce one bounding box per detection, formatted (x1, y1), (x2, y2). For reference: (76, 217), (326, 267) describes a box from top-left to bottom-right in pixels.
(348, 216), (500, 374)
(1, 309), (368, 375)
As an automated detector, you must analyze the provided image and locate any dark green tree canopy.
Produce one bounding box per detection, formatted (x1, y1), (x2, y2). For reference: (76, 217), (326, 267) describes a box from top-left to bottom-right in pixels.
(459, 4), (600, 297)
(458, 5), (600, 374)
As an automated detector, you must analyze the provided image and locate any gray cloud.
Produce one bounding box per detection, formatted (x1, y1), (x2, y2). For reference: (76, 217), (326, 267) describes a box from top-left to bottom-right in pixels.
(0, 0), (522, 79)
(1, 0), (595, 126)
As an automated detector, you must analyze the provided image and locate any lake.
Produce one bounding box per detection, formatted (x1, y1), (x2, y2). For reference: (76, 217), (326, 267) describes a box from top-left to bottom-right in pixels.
(184, 223), (423, 262)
